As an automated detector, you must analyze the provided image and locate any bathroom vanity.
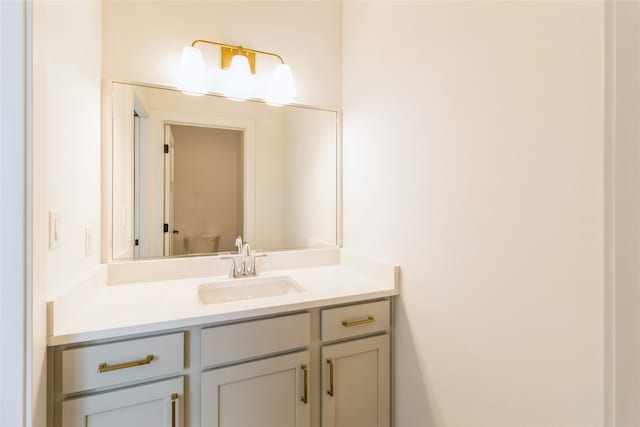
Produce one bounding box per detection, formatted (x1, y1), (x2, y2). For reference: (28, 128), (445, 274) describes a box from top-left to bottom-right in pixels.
(45, 80), (398, 426)
(47, 250), (399, 427)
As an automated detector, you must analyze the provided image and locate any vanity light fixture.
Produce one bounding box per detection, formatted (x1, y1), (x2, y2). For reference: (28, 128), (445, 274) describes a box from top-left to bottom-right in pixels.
(177, 39), (296, 105)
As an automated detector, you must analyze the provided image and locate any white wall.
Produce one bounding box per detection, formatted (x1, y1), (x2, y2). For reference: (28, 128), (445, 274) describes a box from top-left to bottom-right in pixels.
(34, 1), (102, 299)
(33, 2), (101, 426)
(342, 2), (605, 426)
(1, 0), (4, 419)
(283, 107), (337, 248)
(102, 1), (342, 108)
(612, 2), (640, 426)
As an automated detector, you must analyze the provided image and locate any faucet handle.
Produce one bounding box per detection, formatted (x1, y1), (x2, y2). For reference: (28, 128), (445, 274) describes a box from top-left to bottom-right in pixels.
(220, 255), (241, 278)
(247, 253), (267, 275)
(242, 242), (251, 257)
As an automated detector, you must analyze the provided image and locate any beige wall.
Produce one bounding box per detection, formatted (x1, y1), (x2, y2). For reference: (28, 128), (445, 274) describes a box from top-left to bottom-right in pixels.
(612, 2), (640, 426)
(171, 125), (243, 254)
(33, 1), (102, 426)
(102, 1), (342, 108)
(343, 2), (605, 426)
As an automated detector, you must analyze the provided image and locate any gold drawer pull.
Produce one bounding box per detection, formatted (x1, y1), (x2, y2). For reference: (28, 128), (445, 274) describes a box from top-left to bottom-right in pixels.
(300, 364), (308, 404)
(326, 358), (334, 397)
(342, 316), (375, 327)
(171, 393), (179, 427)
(98, 354), (155, 373)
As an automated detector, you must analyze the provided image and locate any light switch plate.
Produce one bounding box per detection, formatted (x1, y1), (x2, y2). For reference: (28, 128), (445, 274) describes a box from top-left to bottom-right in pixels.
(49, 210), (62, 250)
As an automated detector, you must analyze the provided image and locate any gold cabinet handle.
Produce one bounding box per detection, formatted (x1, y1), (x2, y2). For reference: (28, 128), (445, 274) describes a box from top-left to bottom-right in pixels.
(326, 358), (334, 397)
(342, 316), (375, 327)
(300, 364), (308, 404)
(171, 393), (179, 427)
(97, 354), (155, 373)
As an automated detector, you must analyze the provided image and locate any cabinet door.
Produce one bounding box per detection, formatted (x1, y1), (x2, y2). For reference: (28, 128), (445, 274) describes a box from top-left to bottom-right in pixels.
(61, 376), (183, 427)
(322, 334), (390, 427)
(202, 351), (310, 427)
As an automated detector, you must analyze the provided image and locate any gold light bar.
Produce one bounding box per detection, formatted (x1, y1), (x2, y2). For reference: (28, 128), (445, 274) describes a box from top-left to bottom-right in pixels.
(191, 39), (286, 75)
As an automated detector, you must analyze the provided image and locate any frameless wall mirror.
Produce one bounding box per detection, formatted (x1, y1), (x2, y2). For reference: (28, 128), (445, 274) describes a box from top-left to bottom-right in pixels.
(111, 82), (338, 260)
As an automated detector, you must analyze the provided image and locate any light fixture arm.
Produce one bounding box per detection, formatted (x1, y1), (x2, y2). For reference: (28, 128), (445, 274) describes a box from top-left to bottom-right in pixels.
(191, 39), (285, 64)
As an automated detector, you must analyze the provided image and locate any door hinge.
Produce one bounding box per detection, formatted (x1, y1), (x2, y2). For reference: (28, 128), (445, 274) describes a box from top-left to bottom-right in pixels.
(134, 239), (139, 246)
(164, 144), (169, 154)
(164, 224), (169, 233)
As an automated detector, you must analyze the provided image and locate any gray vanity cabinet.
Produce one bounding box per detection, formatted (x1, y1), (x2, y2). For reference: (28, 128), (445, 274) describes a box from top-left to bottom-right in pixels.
(201, 351), (310, 427)
(320, 300), (392, 427)
(321, 335), (390, 427)
(61, 377), (183, 427)
(56, 333), (185, 427)
(199, 313), (311, 427)
(50, 299), (393, 427)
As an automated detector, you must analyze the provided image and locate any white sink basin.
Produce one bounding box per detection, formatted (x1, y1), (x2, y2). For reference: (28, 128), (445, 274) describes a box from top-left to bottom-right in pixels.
(198, 276), (304, 305)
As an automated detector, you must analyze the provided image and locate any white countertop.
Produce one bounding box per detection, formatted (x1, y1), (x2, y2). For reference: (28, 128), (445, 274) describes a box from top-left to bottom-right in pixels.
(48, 253), (399, 346)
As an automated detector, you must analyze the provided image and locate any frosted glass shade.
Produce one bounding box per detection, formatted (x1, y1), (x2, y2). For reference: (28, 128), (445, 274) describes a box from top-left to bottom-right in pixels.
(265, 63), (296, 106)
(223, 55), (255, 101)
(177, 47), (209, 95)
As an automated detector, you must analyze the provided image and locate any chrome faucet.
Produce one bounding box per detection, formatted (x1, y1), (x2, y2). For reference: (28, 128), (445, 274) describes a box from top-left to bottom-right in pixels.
(222, 235), (266, 278)
(235, 235), (243, 255)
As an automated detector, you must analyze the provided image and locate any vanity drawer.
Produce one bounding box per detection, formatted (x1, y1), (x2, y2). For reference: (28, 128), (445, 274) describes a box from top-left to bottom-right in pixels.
(62, 333), (184, 395)
(201, 313), (310, 368)
(321, 300), (390, 342)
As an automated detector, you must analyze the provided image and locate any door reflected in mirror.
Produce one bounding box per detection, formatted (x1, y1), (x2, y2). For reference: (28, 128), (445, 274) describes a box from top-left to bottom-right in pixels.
(112, 82), (338, 260)
(166, 125), (244, 256)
